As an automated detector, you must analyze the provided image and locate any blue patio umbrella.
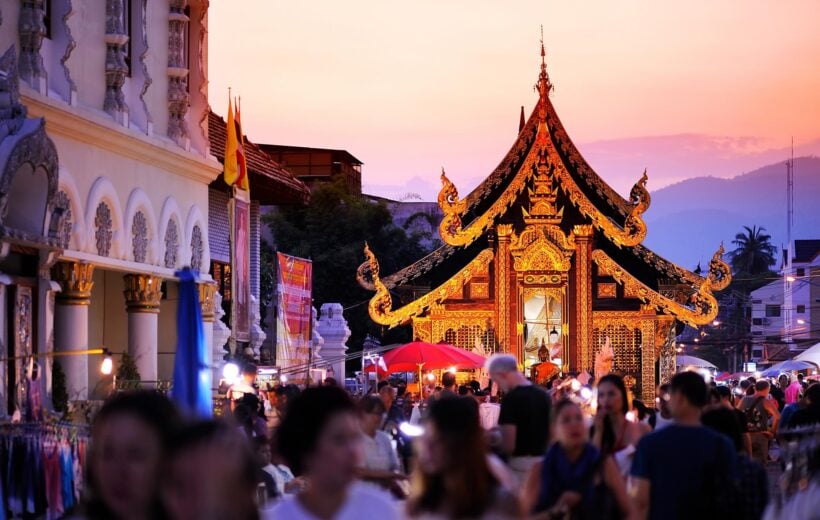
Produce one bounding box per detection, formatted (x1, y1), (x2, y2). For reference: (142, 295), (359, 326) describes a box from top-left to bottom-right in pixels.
(172, 267), (212, 418)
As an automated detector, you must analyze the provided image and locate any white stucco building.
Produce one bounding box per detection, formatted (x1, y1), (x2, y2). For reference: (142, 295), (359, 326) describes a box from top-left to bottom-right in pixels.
(783, 240), (820, 347)
(0, 0), (223, 411)
(749, 280), (784, 362)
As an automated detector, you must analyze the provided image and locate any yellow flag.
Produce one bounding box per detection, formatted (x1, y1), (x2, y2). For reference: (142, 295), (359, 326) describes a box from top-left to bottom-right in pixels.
(223, 96), (239, 186)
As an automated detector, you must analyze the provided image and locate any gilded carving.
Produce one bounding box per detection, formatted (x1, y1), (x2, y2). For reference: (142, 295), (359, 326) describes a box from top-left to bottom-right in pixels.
(547, 136), (649, 247)
(707, 243), (732, 291)
(53, 261), (95, 305)
(575, 231), (593, 370)
(438, 126), (545, 247)
(470, 282), (489, 299)
(597, 283), (616, 299)
(592, 249), (719, 327)
(123, 273), (162, 313)
(364, 243), (493, 328)
(513, 237), (570, 272)
(198, 281), (217, 322)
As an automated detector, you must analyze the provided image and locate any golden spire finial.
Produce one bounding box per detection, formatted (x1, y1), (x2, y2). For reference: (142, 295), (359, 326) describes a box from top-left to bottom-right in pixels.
(537, 25), (552, 98)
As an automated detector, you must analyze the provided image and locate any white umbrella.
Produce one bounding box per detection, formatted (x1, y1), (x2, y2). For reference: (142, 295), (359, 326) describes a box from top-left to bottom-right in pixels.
(761, 359), (818, 377)
(676, 355), (717, 369)
(795, 342), (820, 366)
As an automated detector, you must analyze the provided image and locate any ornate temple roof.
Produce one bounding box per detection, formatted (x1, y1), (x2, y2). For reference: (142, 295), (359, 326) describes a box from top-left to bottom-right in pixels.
(358, 44), (730, 327)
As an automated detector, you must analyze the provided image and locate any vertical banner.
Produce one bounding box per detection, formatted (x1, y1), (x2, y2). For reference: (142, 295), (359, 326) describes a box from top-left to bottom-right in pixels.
(275, 253), (312, 371)
(230, 196), (251, 342)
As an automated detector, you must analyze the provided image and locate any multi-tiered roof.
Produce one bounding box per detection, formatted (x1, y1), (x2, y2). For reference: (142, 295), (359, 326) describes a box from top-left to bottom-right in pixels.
(358, 43), (730, 330)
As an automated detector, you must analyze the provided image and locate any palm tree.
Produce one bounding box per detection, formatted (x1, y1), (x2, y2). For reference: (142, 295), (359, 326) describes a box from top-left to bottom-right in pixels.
(728, 225), (777, 275)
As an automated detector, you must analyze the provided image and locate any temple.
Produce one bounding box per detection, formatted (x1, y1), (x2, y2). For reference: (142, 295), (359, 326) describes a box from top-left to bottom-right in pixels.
(357, 42), (732, 401)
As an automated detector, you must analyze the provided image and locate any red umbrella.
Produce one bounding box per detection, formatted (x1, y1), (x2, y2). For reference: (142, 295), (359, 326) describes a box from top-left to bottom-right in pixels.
(364, 341), (486, 374)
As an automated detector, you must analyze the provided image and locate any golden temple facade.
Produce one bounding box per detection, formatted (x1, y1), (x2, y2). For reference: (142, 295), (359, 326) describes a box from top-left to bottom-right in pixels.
(357, 44), (731, 401)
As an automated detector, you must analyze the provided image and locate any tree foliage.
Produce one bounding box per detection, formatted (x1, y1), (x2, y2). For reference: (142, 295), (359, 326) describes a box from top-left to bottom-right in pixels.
(728, 225), (778, 276)
(263, 180), (434, 373)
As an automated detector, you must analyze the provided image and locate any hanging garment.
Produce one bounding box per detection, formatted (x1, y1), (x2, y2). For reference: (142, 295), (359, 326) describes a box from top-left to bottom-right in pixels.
(60, 441), (75, 511)
(43, 440), (64, 520)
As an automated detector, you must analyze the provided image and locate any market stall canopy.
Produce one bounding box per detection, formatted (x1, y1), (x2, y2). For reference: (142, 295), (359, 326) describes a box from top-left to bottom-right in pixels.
(796, 342), (820, 367)
(761, 359), (818, 377)
(715, 372), (752, 382)
(676, 355), (717, 369)
(364, 341), (486, 374)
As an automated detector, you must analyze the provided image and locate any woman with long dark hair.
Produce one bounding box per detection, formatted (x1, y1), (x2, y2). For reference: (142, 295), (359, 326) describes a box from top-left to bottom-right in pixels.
(523, 399), (630, 519)
(591, 374), (649, 477)
(264, 386), (398, 519)
(405, 397), (520, 519)
(79, 391), (181, 520)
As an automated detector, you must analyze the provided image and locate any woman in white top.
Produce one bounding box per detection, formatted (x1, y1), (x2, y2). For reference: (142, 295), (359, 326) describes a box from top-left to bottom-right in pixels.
(591, 373), (650, 477)
(356, 395), (405, 496)
(264, 387), (397, 520)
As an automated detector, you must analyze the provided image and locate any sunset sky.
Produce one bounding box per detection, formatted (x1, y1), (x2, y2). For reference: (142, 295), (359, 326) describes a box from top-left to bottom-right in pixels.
(208, 1), (820, 200)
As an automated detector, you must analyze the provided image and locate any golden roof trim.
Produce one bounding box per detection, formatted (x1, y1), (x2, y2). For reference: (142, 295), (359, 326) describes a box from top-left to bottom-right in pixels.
(364, 243), (494, 328)
(437, 125), (546, 247)
(591, 249), (718, 327)
(547, 135), (650, 247)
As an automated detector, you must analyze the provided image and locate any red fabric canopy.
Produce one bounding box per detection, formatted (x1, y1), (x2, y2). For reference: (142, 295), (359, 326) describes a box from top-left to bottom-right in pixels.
(364, 341), (486, 374)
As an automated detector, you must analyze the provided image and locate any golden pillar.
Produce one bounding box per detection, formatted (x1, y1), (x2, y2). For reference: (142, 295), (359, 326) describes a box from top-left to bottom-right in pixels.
(572, 225), (594, 372)
(495, 224), (513, 357)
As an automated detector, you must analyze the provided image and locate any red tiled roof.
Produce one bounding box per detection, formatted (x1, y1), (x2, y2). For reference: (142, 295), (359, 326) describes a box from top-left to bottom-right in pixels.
(208, 111), (309, 205)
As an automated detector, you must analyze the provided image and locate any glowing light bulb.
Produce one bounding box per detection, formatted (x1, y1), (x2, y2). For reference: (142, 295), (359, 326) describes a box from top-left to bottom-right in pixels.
(570, 379), (581, 392)
(786, 276), (796, 283)
(797, 319), (806, 325)
(579, 387), (592, 400)
(222, 362), (239, 382)
(626, 411), (636, 422)
(100, 355), (113, 375)
(447, 366), (456, 374)
(426, 373), (435, 382)
(279, 374), (288, 383)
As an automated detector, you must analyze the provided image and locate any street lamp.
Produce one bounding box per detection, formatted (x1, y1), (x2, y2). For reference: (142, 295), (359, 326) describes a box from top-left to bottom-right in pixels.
(797, 319), (806, 325)
(786, 275), (796, 283)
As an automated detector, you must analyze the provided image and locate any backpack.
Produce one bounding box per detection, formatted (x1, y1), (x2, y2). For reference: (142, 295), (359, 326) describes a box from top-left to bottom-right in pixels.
(742, 396), (766, 432)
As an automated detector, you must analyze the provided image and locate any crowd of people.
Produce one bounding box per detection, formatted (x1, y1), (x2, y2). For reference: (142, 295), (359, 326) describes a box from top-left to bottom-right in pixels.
(68, 354), (820, 519)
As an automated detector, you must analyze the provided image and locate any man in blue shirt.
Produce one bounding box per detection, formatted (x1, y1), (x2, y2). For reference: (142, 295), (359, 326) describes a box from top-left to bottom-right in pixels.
(630, 371), (737, 520)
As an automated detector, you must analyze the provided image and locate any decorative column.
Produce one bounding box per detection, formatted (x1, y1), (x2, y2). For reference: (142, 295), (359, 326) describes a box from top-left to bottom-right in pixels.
(52, 262), (94, 400)
(247, 295), (266, 360)
(123, 274), (161, 382)
(104, 0), (129, 124)
(198, 281), (216, 386)
(18, 0), (47, 94)
(211, 291), (231, 383)
(167, 0), (190, 147)
(316, 303), (350, 383)
(572, 225), (594, 372)
(495, 225), (512, 357)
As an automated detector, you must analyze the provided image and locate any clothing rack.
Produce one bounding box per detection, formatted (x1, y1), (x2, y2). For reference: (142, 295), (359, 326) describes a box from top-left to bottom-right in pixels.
(0, 421), (89, 520)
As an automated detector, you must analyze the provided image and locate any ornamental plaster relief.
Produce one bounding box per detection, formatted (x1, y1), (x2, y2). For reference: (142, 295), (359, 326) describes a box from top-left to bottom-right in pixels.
(184, 203), (208, 269)
(57, 166), (85, 251)
(84, 176), (124, 259)
(123, 187), (159, 264)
